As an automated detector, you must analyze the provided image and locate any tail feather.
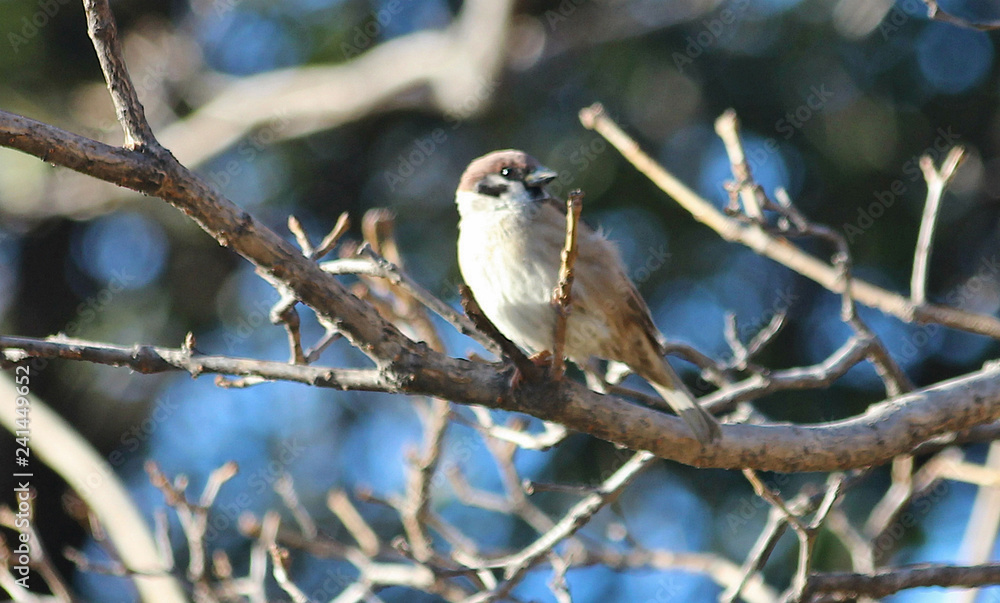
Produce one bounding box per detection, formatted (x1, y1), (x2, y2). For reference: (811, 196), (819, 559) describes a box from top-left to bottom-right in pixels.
(649, 381), (721, 445)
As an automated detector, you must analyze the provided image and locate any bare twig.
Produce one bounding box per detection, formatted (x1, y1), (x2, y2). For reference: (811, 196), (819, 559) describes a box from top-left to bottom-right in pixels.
(579, 103), (1000, 340)
(552, 190), (584, 378)
(863, 455), (913, 540)
(457, 407), (569, 450)
(321, 255), (499, 355)
(950, 441), (1000, 603)
(826, 509), (875, 574)
(146, 460), (237, 586)
(401, 399), (450, 562)
(715, 110), (766, 220)
(328, 490), (381, 557)
(288, 215), (315, 257)
(911, 147), (966, 306)
(722, 506), (790, 603)
(464, 451), (656, 602)
(738, 471), (844, 602)
(548, 552), (573, 603)
(715, 122), (913, 399)
(312, 212), (351, 260)
(269, 544), (314, 603)
(923, 0), (1000, 30)
(274, 474), (318, 540)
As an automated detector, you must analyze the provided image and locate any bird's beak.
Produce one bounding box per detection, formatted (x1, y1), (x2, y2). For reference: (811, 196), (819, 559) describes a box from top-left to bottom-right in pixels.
(524, 166), (558, 187)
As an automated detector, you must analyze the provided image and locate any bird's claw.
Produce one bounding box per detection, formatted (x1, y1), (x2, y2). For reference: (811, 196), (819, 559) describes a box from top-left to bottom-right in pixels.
(509, 351), (555, 388)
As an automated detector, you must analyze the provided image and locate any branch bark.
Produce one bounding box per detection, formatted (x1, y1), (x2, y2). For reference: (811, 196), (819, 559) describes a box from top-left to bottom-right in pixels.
(805, 562), (1000, 599)
(5, 334), (1000, 471)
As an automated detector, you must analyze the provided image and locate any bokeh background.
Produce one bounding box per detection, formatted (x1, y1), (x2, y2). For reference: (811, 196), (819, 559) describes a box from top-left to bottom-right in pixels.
(3, 0), (1000, 600)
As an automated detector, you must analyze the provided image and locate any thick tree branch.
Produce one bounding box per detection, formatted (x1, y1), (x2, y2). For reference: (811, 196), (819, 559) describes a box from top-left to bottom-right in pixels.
(0, 107), (410, 365)
(805, 562), (1000, 599)
(5, 21), (1000, 474)
(5, 334), (1000, 471)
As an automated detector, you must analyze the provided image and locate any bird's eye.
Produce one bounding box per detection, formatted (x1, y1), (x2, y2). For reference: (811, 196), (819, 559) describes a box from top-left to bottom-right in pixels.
(500, 166), (521, 180)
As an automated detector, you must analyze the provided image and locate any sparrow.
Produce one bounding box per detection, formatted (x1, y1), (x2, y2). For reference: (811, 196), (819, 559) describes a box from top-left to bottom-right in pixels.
(455, 149), (721, 444)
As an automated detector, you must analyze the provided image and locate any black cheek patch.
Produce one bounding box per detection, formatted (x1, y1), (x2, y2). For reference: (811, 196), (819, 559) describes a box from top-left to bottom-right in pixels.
(477, 181), (509, 197)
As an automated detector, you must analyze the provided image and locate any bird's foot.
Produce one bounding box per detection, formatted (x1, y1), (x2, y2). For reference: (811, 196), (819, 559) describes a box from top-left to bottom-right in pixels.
(509, 351), (554, 388)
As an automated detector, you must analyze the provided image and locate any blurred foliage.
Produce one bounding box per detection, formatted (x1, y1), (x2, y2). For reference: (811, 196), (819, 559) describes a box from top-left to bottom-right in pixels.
(3, 0), (1000, 600)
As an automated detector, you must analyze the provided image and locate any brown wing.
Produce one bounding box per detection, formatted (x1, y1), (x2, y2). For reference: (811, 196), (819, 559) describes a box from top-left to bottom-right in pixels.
(623, 281), (665, 352)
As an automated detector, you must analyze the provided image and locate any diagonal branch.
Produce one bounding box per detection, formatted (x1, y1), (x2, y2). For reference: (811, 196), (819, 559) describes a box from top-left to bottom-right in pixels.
(579, 103), (1000, 340)
(463, 451), (656, 602)
(83, 0), (158, 148)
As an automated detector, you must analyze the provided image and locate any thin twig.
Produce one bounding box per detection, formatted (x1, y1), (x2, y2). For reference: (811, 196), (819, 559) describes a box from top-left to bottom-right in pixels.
(312, 211), (351, 260)
(548, 552), (573, 603)
(402, 399), (450, 562)
(274, 474), (318, 540)
(722, 506), (789, 603)
(911, 147), (966, 306)
(321, 254), (499, 355)
(578, 103), (1000, 340)
(269, 544), (314, 603)
(552, 190), (584, 379)
(328, 490), (381, 557)
(923, 0), (1000, 30)
(715, 110), (765, 220)
(951, 441), (1000, 603)
(288, 215), (315, 256)
(464, 451), (657, 602)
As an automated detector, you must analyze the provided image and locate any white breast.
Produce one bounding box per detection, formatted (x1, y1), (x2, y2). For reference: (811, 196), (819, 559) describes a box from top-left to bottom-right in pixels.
(456, 193), (610, 359)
